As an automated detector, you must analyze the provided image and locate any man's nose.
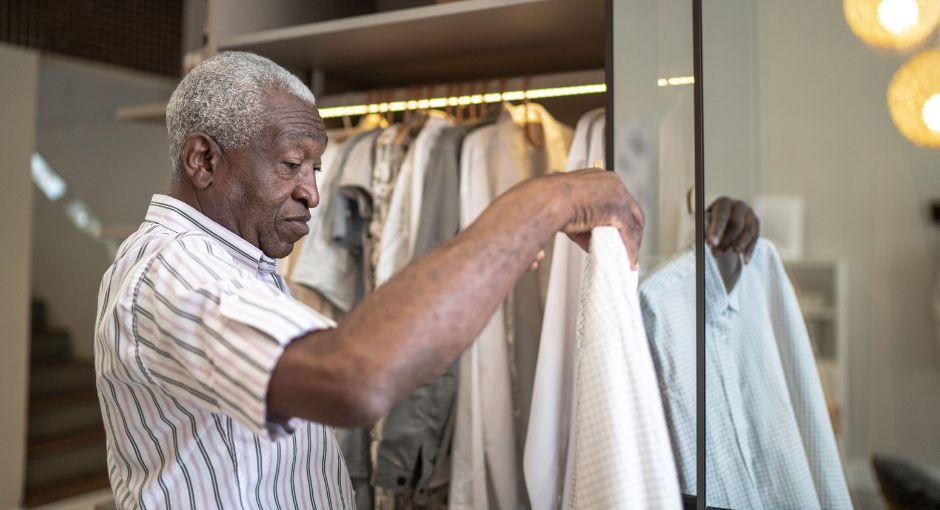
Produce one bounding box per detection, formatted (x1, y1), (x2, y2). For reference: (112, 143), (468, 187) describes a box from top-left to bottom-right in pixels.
(293, 169), (319, 209)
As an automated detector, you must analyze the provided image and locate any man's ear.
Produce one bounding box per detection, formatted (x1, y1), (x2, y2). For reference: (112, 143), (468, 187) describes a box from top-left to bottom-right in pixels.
(180, 132), (222, 190)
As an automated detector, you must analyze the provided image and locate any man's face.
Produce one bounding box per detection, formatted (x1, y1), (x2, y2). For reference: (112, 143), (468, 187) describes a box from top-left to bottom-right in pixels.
(215, 91), (326, 259)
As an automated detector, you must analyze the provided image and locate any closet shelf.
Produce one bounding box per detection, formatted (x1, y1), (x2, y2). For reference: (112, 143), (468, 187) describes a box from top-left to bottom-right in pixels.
(217, 0), (604, 86)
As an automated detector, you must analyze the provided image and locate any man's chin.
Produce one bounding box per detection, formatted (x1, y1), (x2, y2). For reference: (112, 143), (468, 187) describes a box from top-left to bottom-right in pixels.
(262, 239), (296, 260)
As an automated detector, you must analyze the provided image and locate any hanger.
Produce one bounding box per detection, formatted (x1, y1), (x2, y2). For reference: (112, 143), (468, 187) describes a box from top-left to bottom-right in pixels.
(480, 79), (489, 118)
(457, 82), (467, 122)
(341, 91), (355, 134)
(446, 83), (456, 118)
(384, 88), (394, 125)
(403, 86), (413, 125)
(522, 76), (544, 148)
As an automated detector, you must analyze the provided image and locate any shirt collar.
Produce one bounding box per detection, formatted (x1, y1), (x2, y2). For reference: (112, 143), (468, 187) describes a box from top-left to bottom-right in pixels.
(145, 194), (278, 273)
(704, 245), (741, 315)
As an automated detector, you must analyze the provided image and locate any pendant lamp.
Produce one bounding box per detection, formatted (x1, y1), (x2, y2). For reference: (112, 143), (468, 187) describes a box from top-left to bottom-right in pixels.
(887, 48), (940, 148)
(844, 0), (940, 50)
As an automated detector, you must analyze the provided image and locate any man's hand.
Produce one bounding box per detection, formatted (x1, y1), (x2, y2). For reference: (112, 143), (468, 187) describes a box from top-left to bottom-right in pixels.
(706, 196), (760, 263)
(547, 169), (646, 268)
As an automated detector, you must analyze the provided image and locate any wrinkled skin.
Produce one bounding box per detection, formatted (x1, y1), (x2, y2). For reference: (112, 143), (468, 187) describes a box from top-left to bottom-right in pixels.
(170, 90), (326, 259)
(706, 196), (761, 263)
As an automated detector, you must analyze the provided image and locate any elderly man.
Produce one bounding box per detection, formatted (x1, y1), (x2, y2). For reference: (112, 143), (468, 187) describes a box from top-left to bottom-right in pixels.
(95, 51), (757, 508)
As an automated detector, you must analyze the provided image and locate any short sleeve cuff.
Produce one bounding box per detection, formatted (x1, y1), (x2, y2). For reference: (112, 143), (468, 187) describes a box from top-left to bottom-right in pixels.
(213, 287), (336, 439)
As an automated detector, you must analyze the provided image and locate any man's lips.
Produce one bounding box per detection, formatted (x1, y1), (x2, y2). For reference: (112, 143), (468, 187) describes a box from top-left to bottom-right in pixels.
(283, 215), (311, 236)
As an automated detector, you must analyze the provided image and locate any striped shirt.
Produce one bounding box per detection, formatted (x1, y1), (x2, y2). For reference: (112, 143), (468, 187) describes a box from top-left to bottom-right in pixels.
(94, 194), (355, 509)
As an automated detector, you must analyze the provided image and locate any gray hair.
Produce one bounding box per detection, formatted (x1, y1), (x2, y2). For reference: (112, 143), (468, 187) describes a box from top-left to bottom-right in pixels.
(166, 51), (317, 174)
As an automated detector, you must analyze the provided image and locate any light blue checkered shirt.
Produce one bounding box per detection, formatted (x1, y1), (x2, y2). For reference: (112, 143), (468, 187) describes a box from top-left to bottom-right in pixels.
(639, 240), (852, 509)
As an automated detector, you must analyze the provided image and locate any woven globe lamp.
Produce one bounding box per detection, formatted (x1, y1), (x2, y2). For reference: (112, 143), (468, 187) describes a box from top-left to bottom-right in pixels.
(844, 0), (940, 50)
(888, 48), (940, 148)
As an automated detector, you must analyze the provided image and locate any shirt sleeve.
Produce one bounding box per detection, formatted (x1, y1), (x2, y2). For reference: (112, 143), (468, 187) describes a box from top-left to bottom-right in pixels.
(130, 235), (333, 439)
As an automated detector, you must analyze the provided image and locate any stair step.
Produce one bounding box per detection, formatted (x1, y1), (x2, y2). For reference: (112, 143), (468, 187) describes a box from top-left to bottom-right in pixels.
(29, 425), (105, 457)
(30, 361), (96, 397)
(27, 426), (108, 489)
(23, 470), (111, 508)
(29, 388), (102, 440)
(30, 330), (72, 364)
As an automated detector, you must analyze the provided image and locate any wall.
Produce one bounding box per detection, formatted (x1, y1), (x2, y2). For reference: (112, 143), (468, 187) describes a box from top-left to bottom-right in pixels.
(701, 0), (940, 476)
(32, 56), (176, 360)
(0, 43), (38, 510)
(754, 1), (940, 466)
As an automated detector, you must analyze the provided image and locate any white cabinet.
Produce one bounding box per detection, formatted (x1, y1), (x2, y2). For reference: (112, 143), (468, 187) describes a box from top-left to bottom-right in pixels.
(785, 260), (848, 450)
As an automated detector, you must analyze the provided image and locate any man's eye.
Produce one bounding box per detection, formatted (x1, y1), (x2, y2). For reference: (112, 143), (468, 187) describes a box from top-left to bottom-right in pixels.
(314, 166), (323, 173)
(280, 161), (301, 170)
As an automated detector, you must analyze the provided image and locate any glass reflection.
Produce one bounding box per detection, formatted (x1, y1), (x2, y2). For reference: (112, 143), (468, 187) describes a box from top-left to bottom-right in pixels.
(702, 0), (940, 508)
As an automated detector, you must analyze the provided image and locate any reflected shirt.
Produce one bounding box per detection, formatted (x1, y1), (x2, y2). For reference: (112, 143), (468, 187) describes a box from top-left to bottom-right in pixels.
(639, 240), (852, 509)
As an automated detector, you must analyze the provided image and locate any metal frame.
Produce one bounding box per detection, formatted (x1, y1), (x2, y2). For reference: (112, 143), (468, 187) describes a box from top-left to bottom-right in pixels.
(606, 0), (708, 507)
(692, 0), (707, 508)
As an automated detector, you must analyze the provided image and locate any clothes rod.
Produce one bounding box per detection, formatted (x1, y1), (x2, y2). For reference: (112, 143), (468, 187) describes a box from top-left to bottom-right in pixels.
(318, 83), (607, 119)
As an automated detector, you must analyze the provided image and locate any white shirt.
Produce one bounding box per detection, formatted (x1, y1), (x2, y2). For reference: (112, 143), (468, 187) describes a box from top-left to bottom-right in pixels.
(95, 194), (354, 509)
(568, 227), (681, 509)
(450, 104), (572, 510)
(524, 224), (682, 510)
(521, 109), (603, 510)
(291, 129), (379, 312)
(639, 240), (851, 509)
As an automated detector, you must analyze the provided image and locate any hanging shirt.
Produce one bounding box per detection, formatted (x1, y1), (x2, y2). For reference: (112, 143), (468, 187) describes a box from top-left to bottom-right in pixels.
(95, 194), (354, 509)
(521, 109), (604, 510)
(523, 106), (680, 509)
(567, 227), (681, 509)
(291, 129), (381, 311)
(450, 103), (573, 510)
(375, 114), (453, 285)
(639, 240), (852, 509)
(369, 124), (412, 282)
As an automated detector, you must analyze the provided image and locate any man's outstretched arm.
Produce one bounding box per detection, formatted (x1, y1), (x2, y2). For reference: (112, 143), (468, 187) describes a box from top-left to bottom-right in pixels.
(268, 169), (644, 427)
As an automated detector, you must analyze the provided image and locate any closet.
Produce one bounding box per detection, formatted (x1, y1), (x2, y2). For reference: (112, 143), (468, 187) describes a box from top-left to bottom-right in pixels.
(115, 1), (858, 508)
(199, 2), (612, 509)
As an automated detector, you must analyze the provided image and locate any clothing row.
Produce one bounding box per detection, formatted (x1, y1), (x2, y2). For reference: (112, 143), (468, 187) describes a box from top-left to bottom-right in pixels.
(280, 105), (852, 509)
(280, 101), (573, 509)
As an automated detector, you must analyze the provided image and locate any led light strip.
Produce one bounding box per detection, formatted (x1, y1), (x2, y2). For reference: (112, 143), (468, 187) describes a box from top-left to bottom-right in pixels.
(657, 76), (695, 87)
(318, 83), (607, 119)
(318, 77), (694, 119)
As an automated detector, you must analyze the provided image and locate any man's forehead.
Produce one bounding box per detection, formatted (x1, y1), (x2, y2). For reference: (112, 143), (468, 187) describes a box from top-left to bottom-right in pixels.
(262, 93), (327, 148)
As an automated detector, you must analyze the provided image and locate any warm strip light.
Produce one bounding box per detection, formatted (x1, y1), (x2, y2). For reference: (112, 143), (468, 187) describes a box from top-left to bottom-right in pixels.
(318, 83), (607, 118)
(318, 79), (698, 118)
(657, 76), (696, 87)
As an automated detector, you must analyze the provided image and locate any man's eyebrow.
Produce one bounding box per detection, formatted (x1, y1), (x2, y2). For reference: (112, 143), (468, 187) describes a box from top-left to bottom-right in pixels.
(277, 126), (327, 147)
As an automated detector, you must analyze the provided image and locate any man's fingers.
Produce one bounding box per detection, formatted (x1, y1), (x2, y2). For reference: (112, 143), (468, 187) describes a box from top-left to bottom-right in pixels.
(706, 199), (732, 247)
(619, 216), (642, 270)
(742, 217), (760, 262)
(743, 230), (759, 264)
(526, 249), (546, 271)
(717, 203), (748, 251)
(629, 200), (646, 252)
(732, 216), (755, 253)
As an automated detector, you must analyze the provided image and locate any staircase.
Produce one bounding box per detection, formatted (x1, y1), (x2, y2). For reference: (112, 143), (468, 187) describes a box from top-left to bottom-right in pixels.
(24, 300), (110, 507)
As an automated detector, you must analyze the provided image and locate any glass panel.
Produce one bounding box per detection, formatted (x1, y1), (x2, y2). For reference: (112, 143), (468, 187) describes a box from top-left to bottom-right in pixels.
(612, 0), (699, 502)
(702, 1), (940, 508)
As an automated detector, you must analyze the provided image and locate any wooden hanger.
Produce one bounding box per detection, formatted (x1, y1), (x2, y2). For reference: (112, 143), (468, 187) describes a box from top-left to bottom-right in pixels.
(522, 76), (543, 147)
